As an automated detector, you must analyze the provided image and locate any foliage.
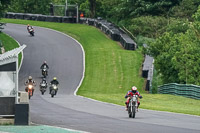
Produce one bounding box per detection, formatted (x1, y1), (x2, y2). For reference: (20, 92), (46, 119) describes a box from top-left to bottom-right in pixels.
(79, 0), (181, 19)
(0, 0), (11, 17)
(135, 35), (154, 47)
(127, 16), (168, 38)
(96, 0), (181, 20)
(144, 7), (200, 85)
(193, 5), (200, 21)
(8, 0), (51, 15)
(165, 18), (190, 34)
(147, 22), (200, 85)
(170, 0), (200, 20)
(0, 32), (22, 65)
(122, 16), (189, 39)
(0, 0), (11, 32)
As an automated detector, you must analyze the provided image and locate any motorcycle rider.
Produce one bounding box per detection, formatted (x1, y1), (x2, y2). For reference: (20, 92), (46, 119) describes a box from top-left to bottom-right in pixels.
(25, 76), (36, 94)
(49, 77), (59, 95)
(27, 24), (34, 33)
(40, 61), (49, 76)
(125, 86), (142, 111)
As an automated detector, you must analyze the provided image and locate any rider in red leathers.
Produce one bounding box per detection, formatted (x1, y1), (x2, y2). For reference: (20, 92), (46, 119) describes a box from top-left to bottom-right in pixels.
(125, 86), (142, 111)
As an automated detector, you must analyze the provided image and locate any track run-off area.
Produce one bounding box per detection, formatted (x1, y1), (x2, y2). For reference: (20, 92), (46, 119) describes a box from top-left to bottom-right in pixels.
(3, 23), (200, 133)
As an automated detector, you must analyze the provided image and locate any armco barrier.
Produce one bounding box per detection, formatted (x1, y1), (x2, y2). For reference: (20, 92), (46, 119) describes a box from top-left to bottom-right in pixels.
(5, 12), (137, 50)
(62, 16), (76, 23)
(158, 83), (200, 99)
(142, 44), (154, 92)
(23, 14), (32, 20)
(15, 13), (24, 19)
(5, 12), (15, 18)
(30, 14), (39, 21)
(37, 15), (46, 21)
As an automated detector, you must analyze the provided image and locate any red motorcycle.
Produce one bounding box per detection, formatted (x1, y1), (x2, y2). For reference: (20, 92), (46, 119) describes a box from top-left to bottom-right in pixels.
(25, 83), (34, 99)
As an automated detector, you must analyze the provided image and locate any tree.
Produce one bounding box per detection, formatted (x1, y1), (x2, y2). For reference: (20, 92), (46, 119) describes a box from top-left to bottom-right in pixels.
(88, 0), (96, 18)
(8, 0), (52, 15)
(147, 22), (200, 85)
(0, 0), (11, 32)
(0, 0), (11, 17)
(170, 0), (200, 20)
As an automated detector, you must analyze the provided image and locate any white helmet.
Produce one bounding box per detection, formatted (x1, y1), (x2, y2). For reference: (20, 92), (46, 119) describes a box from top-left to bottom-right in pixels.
(28, 76), (32, 80)
(132, 86), (137, 91)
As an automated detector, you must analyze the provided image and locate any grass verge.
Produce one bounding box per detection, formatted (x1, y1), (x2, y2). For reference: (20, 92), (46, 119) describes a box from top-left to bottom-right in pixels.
(1, 18), (200, 116)
(0, 32), (22, 65)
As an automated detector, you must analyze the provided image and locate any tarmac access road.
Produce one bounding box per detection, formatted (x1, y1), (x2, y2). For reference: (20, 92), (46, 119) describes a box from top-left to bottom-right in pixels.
(3, 23), (200, 133)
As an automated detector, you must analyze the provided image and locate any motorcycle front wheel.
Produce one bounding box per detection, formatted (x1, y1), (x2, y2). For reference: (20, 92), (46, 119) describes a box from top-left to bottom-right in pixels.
(131, 106), (136, 118)
(128, 106), (132, 118)
(29, 94), (31, 99)
(51, 90), (55, 98)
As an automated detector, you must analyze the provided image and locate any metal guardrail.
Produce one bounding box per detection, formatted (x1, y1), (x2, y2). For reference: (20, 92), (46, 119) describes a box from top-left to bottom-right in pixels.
(158, 83), (200, 99)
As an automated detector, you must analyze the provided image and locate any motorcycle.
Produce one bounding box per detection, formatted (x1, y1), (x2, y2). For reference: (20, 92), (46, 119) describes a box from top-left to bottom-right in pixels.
(49, 84), (58, 98)
(42, 67), (48, 78)
(40, 79), (47, 95)
(28, 28), (34, 36)
(128, 95), (138, 118)
(25, 84), (34, 99)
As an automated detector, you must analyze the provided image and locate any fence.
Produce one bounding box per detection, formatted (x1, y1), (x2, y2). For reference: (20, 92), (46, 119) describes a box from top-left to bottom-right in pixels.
(158, 83), (200, 99)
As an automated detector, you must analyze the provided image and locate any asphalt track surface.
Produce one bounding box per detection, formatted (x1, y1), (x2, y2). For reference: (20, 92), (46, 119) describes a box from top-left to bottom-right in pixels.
(3, 23), (200, 133)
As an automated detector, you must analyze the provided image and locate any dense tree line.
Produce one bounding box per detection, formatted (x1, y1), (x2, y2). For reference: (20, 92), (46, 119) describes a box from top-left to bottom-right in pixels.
(0, 0), (11, 31)
(0, 0), (11, 17)
(147, 7), (200, 85)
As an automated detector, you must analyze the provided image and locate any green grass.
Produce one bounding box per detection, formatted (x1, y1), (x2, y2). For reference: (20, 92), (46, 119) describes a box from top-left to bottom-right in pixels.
(0, 32), (22, 64)
(0, 32), (18, 51)
(1, 18), (200, 116)
(141, 94), (200, 115)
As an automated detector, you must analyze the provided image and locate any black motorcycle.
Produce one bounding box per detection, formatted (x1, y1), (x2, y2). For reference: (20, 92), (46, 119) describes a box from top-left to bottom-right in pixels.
(42, 67), (48, 78)
(49, 84), (58, 98)
(29, 28), (34, 36)
(40, 79), (47, 95)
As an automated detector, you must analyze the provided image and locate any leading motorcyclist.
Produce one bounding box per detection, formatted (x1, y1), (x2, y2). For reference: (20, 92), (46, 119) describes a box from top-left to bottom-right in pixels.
(25, 76), (36, 94)
(27, 24), (34, 33)
(49, 77), (59, 95)
(125, 86), (142, 111)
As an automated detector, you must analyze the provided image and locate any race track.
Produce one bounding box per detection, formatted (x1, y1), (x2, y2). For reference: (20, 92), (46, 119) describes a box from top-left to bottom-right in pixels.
(3, 23), (200, 133)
